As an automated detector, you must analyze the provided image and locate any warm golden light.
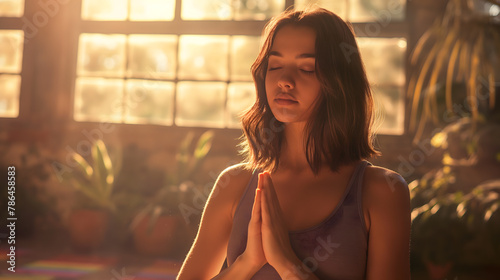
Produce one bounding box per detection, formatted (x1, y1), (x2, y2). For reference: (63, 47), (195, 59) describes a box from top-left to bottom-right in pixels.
(176, 82), (226, 128)
(130, 0), (175, 21)
(74, 77), (124, 122)
(81, 0), (128, 21)
(127, 35), (178, 79)
(0, 74), (21, 117)
(294, 0), (347, 19)
(357, 37), (406, 135)
(77, 33), (127, 78)
(0, 30), (24, 74)
(181, 0), (232, 20)
(294, 0), (406, 22)
(230, 36), (260, 81)
(227, 82), (256, 128)
(125, 79), (175, 125)
(357, 37), (406, 86)
(0, 0), (24, 17)
(178, 35), (229, 80)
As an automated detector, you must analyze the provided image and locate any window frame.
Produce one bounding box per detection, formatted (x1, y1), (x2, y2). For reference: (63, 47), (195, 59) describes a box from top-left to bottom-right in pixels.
(1, 0), (414, 148)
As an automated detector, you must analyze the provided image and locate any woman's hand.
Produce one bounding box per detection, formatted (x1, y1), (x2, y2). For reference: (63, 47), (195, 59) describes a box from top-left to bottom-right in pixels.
(259, 172), (297, 268)
(258, 172), (320, 279)
(240, 184), (267, 271)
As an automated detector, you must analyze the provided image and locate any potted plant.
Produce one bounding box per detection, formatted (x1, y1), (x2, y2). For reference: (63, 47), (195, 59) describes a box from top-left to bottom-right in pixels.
(408, 0), (500, 143)
(453, 180), (500, 267)
(61, 139), (122, 252)
(410, 182), (471, 279)
(410, 118), (500, 277)
(407, 1), (500, 275)
(130, 130), (214, 257)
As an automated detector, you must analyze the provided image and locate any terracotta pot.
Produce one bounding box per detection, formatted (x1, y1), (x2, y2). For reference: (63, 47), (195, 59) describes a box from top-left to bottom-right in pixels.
(424, 260), (453, 280)
(68, 209), (109, 252)
(133, 215), (179, 257)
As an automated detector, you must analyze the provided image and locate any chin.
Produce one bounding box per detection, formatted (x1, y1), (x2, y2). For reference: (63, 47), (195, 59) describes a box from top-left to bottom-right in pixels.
(272, 109), (307, 123)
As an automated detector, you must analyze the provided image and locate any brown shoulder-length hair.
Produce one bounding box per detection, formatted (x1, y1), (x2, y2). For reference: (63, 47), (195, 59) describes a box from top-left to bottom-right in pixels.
(239, 7), (380, 174)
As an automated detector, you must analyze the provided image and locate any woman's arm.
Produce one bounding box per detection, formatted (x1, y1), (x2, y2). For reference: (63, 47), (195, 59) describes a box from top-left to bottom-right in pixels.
(364, 167), (411, 280)
(177, 164), (255, 279)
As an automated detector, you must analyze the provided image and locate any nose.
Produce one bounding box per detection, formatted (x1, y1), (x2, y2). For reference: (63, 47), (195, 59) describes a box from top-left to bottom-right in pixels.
(278, 71), (295, 91)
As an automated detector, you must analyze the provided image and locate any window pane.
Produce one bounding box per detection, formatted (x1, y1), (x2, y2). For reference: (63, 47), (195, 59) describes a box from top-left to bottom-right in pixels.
(178, 35), (229, 80)
(233, 0), (285, 20)
(130, 0), (175, 21)
(231, 36), (260, 81)
(125, 79), (175, 125)
(373, 86), (404, 135)
(128, 35), (177, 79)
(0, 30), (24, 74)
(294, 0), (347, 19)
(74, 77), (124, 122)
(357, 37), (406, 86)
(0, 74), (21, 117)
(182, 0), (232, 20)
(77, 34), (127, 78)
(0, 0), (24, 17)
(227, 82), (256, 128)
(349, 0), (405, 22)
(176, 82), (226, 127)
(81, 0), (127, 20)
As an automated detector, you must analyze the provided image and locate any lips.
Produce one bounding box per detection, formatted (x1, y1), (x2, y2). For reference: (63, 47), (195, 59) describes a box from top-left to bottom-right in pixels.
(274, 93), (298, 105)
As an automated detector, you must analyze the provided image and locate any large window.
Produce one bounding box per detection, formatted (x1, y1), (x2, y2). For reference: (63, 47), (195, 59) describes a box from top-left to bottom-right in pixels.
(0, 0), (407, 134)
(0, 0), (24, 118)
(74, 0), (273, 128)
(74, 0), (407, 133)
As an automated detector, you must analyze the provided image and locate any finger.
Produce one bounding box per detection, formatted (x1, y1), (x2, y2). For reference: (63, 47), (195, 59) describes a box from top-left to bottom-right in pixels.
(251, 188), (262, 225)
(261, 185), (271, 227)
(261, 173), (280, 218)
(258, 172), (266, 191)
(263, 172), (279, 204)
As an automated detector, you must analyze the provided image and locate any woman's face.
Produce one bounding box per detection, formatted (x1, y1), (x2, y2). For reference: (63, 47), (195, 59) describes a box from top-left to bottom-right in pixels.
(265, 24), (321, 124)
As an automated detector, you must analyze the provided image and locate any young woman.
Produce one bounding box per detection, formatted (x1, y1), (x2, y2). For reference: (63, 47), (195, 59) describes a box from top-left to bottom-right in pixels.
(178, 7), (410, 280)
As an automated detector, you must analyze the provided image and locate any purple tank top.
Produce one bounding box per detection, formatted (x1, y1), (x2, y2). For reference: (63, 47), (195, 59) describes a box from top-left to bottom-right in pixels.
(226, 160), (370, 279)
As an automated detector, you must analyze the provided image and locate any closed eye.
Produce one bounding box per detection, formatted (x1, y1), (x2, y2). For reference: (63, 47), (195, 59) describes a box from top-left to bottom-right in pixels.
(268, 67), (282, 71)
(301, 69), (315, 75)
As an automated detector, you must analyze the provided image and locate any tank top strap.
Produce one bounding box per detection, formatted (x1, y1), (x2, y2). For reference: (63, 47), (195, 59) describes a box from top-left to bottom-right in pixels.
(354, 160), (372, 236)
(231, 168), (260, 219)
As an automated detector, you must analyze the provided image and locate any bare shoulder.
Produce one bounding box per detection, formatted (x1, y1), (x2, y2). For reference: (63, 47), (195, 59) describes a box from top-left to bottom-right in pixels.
(364, 165), (408, 194)
(362, 165), (410, 216)
(211, 163), (254, 217)
(213, 163), (254, 194)
(216, 163), (254, 187)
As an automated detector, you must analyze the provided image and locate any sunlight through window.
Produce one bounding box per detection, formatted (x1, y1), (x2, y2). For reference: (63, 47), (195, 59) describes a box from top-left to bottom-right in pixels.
(0, 0), (24, 17)
(81, 0), (128, 21)
(73, 0), (407, 134)
(178, 35), (229, 80)
(176, 82), (226, 127)
(295, 0), (405, 22)
(130, 0), (175, 21)
(0, 29), (23, 118)
(358, 37), (406, 135)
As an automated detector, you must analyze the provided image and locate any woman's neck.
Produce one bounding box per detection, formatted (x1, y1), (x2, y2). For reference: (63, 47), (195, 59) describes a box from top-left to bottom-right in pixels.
(279, 122), (313, 173)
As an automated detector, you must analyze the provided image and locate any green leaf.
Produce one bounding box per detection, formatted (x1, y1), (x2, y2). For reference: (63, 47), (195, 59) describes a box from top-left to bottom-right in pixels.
(484, 202), (499, 222)
(69, 152), (93, 180)
(96, 140), (114, 198)
(194, 130), (214, 159)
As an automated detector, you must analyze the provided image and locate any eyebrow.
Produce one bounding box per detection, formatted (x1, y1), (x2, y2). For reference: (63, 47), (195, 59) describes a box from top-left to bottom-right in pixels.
(269, 51), (316, 59)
